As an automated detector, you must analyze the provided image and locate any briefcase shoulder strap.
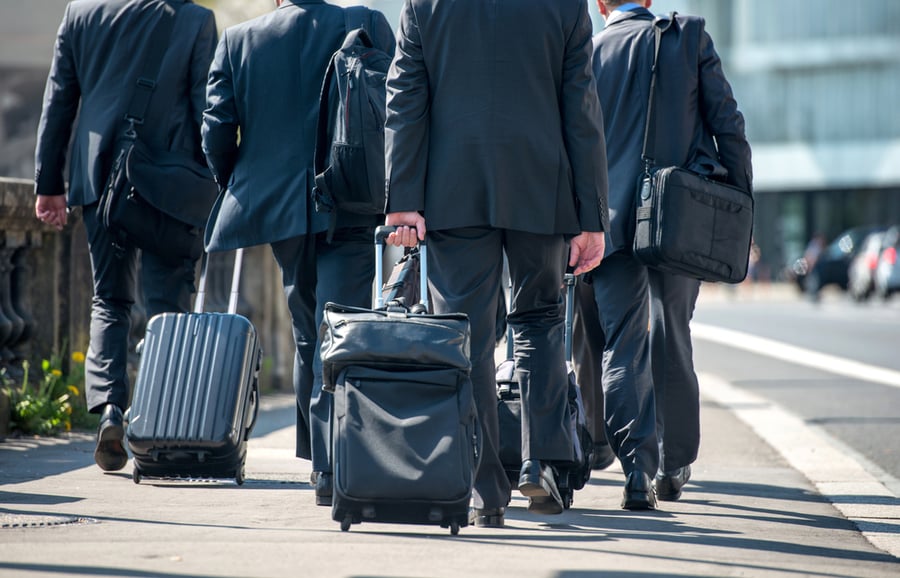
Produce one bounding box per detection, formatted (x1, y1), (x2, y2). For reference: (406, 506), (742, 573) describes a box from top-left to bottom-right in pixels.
(121, 3), (180, 144)
(639, 13), (676, 177)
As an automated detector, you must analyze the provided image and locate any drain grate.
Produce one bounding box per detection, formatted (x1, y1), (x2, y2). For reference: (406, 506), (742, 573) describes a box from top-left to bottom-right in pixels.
(1, 514), (97, 529)
(242, 477), (307, 486)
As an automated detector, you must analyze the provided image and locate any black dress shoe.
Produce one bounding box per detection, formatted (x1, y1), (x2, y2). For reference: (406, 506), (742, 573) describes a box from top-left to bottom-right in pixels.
(621, 470), (657, 511)
(469, 507), (505, 528)
(94, 404), (127, 472)
(517, 460), (564, 515)
(589, 442), (616, 471)
(655, 465), (691, 501)
(315, 472), (333, 507)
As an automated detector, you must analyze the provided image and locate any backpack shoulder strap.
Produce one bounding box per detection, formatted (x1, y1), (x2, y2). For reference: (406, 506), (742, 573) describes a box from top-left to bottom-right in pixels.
(343, 5), (370, 34)
(343, 5), (375, 48)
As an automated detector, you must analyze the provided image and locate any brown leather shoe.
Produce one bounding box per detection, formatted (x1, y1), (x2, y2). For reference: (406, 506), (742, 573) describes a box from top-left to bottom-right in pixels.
(94, 404), (127, 472)
(621, 470), (657, 511)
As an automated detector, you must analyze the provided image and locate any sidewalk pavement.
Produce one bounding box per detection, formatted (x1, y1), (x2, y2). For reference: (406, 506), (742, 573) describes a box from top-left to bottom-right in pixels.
(2, 387), (897, 578)
(1, 283), (898, 577)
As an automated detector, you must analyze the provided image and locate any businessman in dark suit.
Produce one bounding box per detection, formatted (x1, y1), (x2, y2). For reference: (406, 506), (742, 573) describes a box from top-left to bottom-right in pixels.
(573, 0), (752, 508)
(202, 0), (394, 506)
(383, 0), (609, 527)
(34, 0), (216, 472)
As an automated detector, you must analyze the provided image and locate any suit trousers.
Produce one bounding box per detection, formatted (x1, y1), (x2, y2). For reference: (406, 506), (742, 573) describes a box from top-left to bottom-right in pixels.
(648, 268), (701, 472)
(270, 227), (374, 468)
(428, 227), (573, 510)
(82, 202), (196, 413)
(573, 251), (659, 477)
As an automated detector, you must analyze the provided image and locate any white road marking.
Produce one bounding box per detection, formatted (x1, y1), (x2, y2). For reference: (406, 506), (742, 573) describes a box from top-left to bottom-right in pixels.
(692, 323), (900, 389)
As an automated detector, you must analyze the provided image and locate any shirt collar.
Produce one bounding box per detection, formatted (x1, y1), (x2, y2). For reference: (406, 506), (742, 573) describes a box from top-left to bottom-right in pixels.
(614, 2), (644, 12)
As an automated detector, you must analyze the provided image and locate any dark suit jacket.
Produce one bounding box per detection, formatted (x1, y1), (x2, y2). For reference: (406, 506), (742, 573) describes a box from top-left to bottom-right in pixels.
(34, 0), (216, 206)
(384, 0), (609, 236)
(202, 0), (395, 251)
(593, 8), (752, 255)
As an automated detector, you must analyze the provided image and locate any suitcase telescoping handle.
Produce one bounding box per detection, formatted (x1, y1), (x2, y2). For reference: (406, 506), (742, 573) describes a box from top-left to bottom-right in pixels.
(194, 248), (245, 315)
(504, 272), (576, 362)
(564, 273), (575, 363)
(374, 226), (428, 310)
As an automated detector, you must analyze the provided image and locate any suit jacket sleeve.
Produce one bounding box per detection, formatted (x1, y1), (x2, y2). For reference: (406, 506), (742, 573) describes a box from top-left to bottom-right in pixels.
(202, 31), (239, 187)
(561, 2), (609, 233)
(697, 23), (752, 193)
(34, 4), (80, 198)
(384, 3), (428, 214)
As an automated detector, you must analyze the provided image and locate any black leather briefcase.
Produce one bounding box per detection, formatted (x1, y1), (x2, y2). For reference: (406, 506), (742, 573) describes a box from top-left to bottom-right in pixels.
(633, 166), (754, 284)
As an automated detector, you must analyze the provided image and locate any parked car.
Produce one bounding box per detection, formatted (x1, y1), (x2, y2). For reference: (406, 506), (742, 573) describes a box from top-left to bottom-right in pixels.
(847, 230), (887, 301)
(874, 225), (900, 301)
(798, 225), (885, 299)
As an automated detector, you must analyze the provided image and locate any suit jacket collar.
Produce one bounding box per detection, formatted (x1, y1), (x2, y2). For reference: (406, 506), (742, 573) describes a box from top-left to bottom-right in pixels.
(604, 6), (654, 28)
(281, 0), (325, 8)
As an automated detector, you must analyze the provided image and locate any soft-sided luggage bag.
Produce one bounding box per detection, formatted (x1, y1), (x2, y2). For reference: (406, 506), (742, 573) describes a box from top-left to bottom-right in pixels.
(127, 249), (261, 485)
(320, 227), (479, 534)
(496, 273), (593, 508)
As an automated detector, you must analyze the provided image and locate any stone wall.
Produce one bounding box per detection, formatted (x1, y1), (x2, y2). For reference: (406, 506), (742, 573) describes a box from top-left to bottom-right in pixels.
(0, 177), (295, 435)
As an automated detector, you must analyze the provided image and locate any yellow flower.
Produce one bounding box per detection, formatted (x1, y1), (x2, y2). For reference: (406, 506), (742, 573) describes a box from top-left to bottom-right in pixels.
(68, 385), (80, 396)
(51, 369), (63, 377)
(71, 351), (86, 364)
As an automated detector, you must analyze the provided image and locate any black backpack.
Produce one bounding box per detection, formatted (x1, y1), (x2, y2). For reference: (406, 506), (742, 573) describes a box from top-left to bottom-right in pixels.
(313, 7), (392, 237)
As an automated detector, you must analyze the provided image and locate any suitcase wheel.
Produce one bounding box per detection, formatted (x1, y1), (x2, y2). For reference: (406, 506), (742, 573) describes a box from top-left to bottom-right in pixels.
(132, 467), (142, 485)
(340, 515), (352, 532)
(234, 466), (245, 486)
(449, 520), (460, 536)
(562, 488), (573, 510)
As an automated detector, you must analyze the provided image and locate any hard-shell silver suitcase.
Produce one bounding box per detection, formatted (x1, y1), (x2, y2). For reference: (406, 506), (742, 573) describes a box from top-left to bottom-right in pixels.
(126, 250), (261, 484)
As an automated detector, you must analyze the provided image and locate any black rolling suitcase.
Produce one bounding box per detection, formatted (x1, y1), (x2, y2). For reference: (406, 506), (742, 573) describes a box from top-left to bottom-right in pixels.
(127, 249), (261, 485)
(496, 273), (593, 508)
(320, 227), (479, 534)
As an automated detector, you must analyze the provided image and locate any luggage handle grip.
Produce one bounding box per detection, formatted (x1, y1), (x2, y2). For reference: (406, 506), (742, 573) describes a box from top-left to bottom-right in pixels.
(374, 225), (427, 247)
(374, 226), (428, 311)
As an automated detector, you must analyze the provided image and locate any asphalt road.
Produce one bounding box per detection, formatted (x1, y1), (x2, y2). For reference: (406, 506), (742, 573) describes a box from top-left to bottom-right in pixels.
(693, 284), (900, 492)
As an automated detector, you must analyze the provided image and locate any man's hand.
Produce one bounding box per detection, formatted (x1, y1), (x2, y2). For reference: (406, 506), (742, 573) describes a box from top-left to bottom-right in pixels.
(35, 194), (68, 231)
(385, 211), (426, 247)
(569, 231), (606, 275)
